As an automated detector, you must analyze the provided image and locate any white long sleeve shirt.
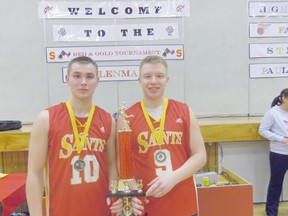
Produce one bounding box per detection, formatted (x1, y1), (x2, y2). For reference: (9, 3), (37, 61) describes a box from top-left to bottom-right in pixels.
(259, 105), (288, 155)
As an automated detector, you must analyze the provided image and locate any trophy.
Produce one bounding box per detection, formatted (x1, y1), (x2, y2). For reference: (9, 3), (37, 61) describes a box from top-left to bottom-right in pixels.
(109, 102), (146, 216)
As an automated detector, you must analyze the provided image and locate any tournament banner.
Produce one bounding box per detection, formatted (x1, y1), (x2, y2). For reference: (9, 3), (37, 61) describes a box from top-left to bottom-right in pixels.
(249, 43), (288, 58)
(53, 23), (179, 42)
(46, 44), (184, 63)
(250, 63), (288, 78)
(249, 2), (288, 17)
(62, 65), (139, 82)
(38, 1), (190, 19)
(249, 23), (288, 38)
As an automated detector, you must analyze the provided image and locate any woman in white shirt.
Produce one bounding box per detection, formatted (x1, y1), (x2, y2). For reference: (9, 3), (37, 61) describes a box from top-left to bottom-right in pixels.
(259, 88), (288, 216)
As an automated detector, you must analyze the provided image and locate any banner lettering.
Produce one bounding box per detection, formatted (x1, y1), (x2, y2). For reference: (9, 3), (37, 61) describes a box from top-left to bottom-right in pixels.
(53, 23), (179, 42)
(62, 65), (139, 82)
(46, 45), (184, 62)
(249, 22), (288, 38)
(39, 1), (190, 19)
(249, 2), (288, 17)
(250, 63), (288, 78)
(250, 43), (288, 58)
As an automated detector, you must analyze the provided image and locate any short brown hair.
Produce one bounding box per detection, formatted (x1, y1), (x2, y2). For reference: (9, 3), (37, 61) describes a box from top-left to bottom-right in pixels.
(67, 56), (98, 75)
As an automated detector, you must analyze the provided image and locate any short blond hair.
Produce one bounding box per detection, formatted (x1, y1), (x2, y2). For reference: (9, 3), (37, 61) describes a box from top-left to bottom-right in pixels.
(139, 56), (168, 73)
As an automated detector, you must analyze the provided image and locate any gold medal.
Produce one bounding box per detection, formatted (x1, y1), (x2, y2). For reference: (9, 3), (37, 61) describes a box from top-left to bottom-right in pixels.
(155, 150), (167, 163)
(74, 159), (86, 171)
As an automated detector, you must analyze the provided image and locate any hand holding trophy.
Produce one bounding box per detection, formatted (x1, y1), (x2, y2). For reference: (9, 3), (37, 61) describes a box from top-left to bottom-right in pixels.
(109, 102), (145, 216)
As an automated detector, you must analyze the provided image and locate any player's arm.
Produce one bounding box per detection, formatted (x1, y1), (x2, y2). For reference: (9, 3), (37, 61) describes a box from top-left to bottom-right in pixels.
(164, 107), (207, 182)
(26, 110), (49, 216)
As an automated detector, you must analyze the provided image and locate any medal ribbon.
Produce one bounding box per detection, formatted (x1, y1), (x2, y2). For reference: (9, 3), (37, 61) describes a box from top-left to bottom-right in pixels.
(140, 97), (168, 148)
(66, 101), (95, 153)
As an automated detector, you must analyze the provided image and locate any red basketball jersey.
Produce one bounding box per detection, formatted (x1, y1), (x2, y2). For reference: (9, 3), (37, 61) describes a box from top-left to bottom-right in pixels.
(45, 103), (111, 216)
(126, 99), (198, 216)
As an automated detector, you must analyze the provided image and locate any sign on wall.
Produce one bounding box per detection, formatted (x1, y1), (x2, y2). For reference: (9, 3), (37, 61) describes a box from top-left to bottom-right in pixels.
(62, 65), (139, 82)
(46, 44), (184, 63)
(249, 22), (288, 38)
(249, 43), (288, 58)
(53, 23), (179, 42)
(250, 63), (288, 78)
(39, 1), (190, 19)
(249, 2), (288, 17)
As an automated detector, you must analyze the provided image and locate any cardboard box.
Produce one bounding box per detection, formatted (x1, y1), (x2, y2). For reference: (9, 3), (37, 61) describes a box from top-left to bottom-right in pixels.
(197, 167), (253, 216)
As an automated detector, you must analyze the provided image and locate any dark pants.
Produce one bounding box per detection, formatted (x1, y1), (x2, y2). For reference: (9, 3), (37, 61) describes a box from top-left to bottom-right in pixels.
(266, 151), (288, 216)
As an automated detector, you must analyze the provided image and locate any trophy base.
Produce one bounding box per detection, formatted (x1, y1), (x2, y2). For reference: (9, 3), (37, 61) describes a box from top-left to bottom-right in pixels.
(108, 190), (146, 216)
(108, 190), (145, 198)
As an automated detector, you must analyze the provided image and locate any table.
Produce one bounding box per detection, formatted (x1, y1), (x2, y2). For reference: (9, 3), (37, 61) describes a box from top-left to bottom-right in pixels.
(0, 173), (27, 216)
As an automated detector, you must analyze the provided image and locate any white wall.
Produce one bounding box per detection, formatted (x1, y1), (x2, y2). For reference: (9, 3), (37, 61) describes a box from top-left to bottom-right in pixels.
(221, 141), (288, 203)
(1, 1), (287, 123)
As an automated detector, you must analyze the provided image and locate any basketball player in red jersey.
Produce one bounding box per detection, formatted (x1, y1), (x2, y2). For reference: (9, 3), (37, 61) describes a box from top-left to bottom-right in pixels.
(26, 56), (122, 216)
(117, 56), (207, 216)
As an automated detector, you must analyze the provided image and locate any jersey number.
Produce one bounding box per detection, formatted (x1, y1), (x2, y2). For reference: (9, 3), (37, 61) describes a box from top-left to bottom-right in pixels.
(70, 155), (99, 185)
(154, 149), (173, 176)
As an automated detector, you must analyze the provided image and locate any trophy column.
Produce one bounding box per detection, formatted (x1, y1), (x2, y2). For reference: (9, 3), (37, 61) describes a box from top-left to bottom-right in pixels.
(118, 129), (133, 192)
(109, 103), (145, 216)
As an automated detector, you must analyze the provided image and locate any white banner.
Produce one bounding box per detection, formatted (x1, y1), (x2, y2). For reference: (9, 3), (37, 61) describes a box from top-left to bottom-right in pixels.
(249, 43), (288, 58)
(249, 22), (288, 38)
(249, 2), (288, 17)
(53, 23), (179, 42)
(39, 1), (190, 19)
(62, 65), (139, 82)
(250, 63), (288, 78)
(46, 44), (184, 62)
